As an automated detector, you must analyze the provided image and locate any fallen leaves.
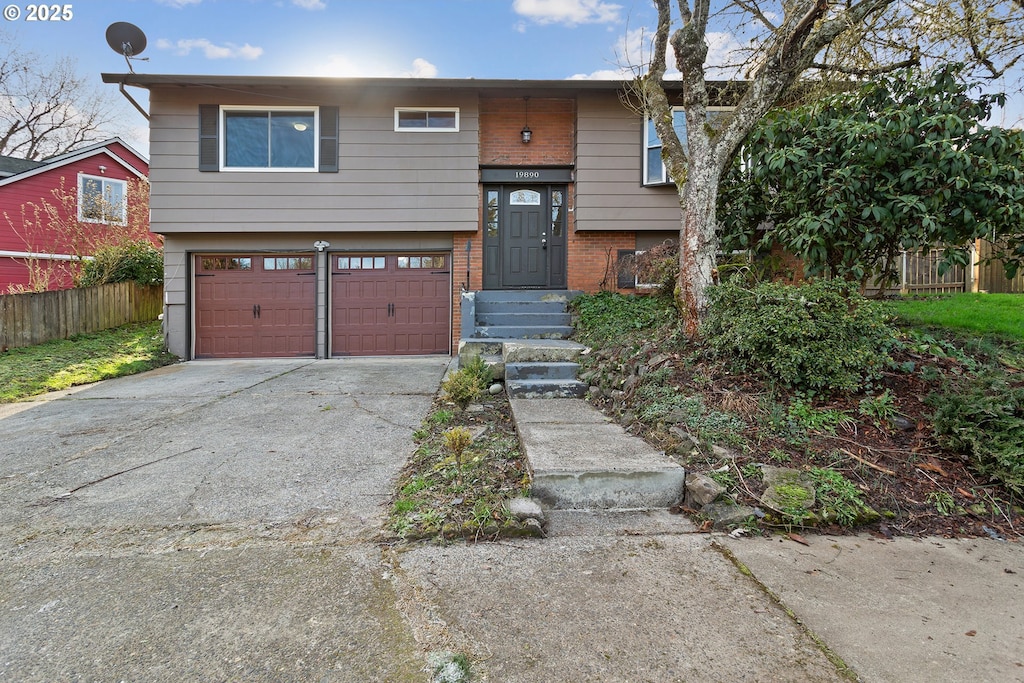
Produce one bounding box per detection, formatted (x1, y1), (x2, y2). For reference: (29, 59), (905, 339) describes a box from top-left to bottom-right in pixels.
(788, 532), (810, 546)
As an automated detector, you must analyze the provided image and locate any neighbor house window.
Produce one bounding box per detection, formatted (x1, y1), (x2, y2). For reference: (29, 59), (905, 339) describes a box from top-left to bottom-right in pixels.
(643, 107), (731, 186)
(222, 106), (318, 170)
(78, 174), (127, 225)
(394, 108), (459, 131)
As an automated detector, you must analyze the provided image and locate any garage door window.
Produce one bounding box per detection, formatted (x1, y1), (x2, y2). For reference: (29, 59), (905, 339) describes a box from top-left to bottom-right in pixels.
(338, 256), (385, 270)
(264, 256), (313, 270)
(397, 255), (446, 269)
(201, 257), (252, 271)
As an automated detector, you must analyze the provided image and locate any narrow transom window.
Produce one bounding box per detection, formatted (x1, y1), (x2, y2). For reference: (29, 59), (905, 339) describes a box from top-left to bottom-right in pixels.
(394, 108), (459, 132)
(78, 175), (127, 225)
(223, 107), (317, 170)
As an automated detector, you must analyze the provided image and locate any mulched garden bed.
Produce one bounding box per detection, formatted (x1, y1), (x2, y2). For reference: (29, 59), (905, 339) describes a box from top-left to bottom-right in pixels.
(581, 336), (1023, 541)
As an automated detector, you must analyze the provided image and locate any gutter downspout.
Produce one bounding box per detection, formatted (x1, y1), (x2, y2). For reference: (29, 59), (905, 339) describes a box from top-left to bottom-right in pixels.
(118, 82), (150, 121)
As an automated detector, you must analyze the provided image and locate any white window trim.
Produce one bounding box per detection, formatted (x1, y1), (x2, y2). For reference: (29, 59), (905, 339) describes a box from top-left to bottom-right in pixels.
(219, 105), (320, 172)
(394, 107), (460, 132)
(643, 106), (733, 187)
(77, 173), (127, 225)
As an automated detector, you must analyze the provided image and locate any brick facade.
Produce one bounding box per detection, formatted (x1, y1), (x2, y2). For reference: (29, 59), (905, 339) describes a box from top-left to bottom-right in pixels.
(479, 97), (575, 166)
(449, 96), (644, 350)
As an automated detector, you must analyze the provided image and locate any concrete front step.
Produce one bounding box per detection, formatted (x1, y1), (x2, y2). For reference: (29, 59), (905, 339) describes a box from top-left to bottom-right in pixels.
(476, 311), (571, 326)
(510, 398), (686, 510)
(505, 361), (580, 381)
(501, 339), (588, 363)
(507, 379), (588, 399)
(473, 325), (574, 340)
(474, 289), (582, 304)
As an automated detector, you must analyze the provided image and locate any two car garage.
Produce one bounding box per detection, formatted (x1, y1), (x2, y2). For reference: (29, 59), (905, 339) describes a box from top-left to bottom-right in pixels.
(193, 252), (451, 358)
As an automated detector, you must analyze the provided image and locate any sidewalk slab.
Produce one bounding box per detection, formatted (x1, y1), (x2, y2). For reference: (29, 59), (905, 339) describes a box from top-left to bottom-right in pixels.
(399, 530), (845, 682)
(722, 534), (1024, 683)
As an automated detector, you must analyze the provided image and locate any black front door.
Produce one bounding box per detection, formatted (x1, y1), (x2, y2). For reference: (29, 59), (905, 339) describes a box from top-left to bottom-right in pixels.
(483, 185), (567, 289)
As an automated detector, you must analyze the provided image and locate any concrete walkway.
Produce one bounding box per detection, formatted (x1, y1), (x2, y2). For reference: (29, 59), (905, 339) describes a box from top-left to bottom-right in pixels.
(511, 397), (687, 509)
(0, 363), (1020, 682)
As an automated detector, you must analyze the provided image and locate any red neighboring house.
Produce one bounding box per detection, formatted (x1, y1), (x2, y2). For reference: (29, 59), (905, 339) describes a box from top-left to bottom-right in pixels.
(0, 138), (150, 292)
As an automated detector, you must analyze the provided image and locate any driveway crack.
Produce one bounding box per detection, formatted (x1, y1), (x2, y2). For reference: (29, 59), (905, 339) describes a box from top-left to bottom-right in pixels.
(68, 447), (201, 494)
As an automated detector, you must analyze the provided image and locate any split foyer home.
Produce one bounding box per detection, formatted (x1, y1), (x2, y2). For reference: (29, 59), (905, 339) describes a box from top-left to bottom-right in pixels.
(101, 73), (712, 360)
(0, 138), (150, 292)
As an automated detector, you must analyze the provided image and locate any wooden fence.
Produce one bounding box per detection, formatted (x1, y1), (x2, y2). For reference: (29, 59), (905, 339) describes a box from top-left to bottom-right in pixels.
(862, 243), (1023, 296)
(975, 240), (1024, 294)
(900, 248), (968, 294)
(0, 283), (163, 351)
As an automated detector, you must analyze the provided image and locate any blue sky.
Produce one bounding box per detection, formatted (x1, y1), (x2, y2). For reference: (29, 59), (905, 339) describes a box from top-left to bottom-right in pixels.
(3, 0), (1022, 156)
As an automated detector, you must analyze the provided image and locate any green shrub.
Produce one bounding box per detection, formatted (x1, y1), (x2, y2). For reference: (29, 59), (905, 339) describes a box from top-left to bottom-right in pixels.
(701, 278), (897, 394)
(442, 355), (492, 410)
(929, 376), (1024, 495)
(460, 353), (493, 388)
(442, 370), (483, 410)
(571, 292), (676, 346)
(77, 242), (163, 287)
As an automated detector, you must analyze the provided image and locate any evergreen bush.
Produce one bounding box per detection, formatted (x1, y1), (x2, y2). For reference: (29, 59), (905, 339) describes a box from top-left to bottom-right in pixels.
(701, 278), (896, 393)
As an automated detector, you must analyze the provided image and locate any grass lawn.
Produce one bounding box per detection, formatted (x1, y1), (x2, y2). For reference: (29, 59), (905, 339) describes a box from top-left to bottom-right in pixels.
(0, 320), (177, 403)
(890, 293), (1023, 341)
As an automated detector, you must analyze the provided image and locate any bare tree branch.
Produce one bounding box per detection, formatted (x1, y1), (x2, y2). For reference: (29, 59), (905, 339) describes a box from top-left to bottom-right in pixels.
(0, 38), (120, 160)
(810, 55), (920, 75)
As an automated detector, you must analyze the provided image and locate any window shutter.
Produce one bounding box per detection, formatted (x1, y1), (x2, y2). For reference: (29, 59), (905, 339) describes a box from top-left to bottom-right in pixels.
(319, 106), (339, 173)
(198, 105), (219, 172)
(617, 250), (637, 289)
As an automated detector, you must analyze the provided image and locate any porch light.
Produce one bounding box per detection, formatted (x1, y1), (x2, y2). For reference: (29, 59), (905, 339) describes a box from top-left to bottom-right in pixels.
(521, 96), (532, 144)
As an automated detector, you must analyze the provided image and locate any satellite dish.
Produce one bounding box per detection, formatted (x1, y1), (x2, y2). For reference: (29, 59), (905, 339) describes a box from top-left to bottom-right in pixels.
(105, 22), (148, 72)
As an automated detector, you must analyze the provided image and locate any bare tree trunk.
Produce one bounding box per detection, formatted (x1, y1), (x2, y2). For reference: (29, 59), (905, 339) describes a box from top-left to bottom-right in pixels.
(677, 153), (722, 337)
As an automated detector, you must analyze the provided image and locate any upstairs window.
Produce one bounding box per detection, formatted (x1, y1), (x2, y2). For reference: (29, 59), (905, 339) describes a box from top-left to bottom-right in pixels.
(394, 108), (459, 131)
(644, 107), (731, 186)
(222, 107), (317, 170)
(78, 174), (126, 225)
(200, 104), (338, 173)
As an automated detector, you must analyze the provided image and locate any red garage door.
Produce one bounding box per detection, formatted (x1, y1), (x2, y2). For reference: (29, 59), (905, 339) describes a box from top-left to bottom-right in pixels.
(194, 254), (316, 358)
(332, 253), (450, 356)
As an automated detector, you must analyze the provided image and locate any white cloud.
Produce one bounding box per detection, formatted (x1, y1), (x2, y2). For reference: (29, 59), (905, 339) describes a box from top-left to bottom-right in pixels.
(292, 0), (327, 9)
(299, 54), (438, 78)
(156, 38), (264, 60)
(154, 0), (202, 7)
(513, 0), (622, 26)
(403, 58), (438, 78)
(568, 25), (746, 81)
(566, 27), (654, 80)
(567, 68), (630, 80)
(704, 31), (746, 79)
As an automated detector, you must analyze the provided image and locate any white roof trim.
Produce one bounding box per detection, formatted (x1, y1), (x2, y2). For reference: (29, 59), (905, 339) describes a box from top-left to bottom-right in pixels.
(0, 138), (148, 188)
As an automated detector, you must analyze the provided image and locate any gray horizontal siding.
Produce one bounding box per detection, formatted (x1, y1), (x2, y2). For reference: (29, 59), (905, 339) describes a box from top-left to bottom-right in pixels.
(148, 87), (480, 235)
(574, 92), (681, 232)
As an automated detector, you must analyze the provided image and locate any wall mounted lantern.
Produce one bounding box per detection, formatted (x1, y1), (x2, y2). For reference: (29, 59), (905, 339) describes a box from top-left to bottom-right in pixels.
(521, 96), (532, 144)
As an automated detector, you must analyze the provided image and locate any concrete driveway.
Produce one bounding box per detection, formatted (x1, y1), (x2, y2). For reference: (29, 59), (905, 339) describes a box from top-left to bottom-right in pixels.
(0, 358), (449, 682)
(0, 358), (842, 683)
(9, 358), (1011, 682)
